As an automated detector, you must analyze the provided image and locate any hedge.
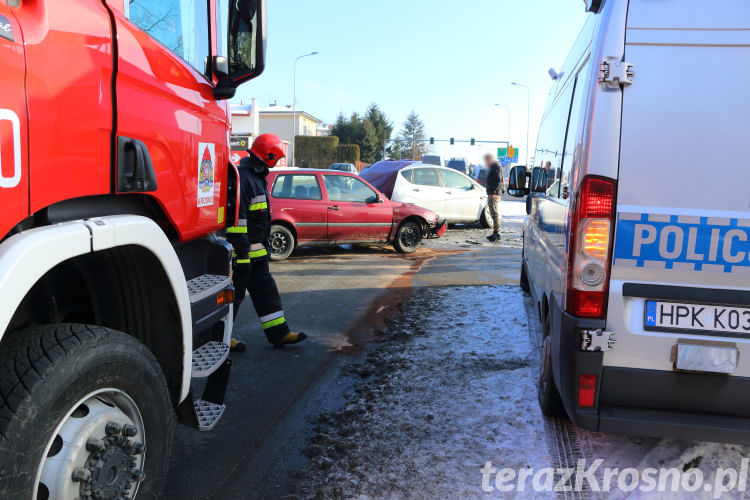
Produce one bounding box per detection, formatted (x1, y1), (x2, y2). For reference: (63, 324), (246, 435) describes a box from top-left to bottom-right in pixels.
(336, 144), (360, 164)
(294, 136), (339, 169)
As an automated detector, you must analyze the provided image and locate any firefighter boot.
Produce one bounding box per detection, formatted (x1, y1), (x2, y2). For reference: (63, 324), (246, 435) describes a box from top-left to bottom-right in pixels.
(272, 332), (308, 349)
(230, 338), (247, 352)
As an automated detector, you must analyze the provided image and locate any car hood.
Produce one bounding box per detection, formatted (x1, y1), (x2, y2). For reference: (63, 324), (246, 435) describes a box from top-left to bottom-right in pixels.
(391, 200), (439, 222)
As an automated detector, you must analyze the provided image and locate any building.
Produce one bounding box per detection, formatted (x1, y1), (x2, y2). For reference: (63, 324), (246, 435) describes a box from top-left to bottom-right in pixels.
(230, 100), (259, 136)
(229, 101), (326, 167)
(257, 104), (323, 143)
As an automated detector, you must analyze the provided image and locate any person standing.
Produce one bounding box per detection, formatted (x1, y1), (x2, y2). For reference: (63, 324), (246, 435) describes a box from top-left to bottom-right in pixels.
(483, 153), (504, 242)
(226, 133), (308, 351)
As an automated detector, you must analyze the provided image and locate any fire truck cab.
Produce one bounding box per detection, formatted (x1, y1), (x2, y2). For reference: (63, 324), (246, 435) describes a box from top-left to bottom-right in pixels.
(0, 1), (265, 498)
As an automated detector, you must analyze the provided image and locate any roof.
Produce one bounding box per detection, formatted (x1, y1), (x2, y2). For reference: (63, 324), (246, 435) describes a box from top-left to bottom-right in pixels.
(270, 168), (350, 174)
(258, 107), (323, 124)
(229, 103), (255, 116)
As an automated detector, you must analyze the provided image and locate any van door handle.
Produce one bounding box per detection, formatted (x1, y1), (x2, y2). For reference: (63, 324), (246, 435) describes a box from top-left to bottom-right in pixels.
(328, 205), (339, 211)
(445, 191), (453, 195)
(413, 188), (420, 192)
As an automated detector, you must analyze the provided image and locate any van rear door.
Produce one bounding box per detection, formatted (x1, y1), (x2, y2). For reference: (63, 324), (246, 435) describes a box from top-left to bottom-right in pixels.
(607, 1), (750, 376)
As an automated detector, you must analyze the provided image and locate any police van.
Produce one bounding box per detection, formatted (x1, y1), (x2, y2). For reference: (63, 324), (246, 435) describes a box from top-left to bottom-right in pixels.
(508, 0), (750, 443)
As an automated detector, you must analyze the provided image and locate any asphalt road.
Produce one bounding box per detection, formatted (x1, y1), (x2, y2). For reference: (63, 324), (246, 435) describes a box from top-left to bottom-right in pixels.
(165, 202), (526, 499)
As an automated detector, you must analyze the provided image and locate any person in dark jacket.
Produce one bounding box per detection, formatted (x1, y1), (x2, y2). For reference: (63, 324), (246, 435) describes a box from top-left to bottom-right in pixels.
(483, 153), (504, 241)
(226, 134), (308, 351)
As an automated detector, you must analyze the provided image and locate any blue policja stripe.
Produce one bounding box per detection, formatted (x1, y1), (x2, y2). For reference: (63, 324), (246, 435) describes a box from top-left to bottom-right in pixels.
(614, 213), (750, 272)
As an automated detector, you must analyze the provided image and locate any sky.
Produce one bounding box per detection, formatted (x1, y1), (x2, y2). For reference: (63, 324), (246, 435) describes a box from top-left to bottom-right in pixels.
(233, 0), (589, 165)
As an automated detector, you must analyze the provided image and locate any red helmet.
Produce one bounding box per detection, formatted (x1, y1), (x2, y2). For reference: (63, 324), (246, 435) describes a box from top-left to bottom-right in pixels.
(250, 133), (286, 167)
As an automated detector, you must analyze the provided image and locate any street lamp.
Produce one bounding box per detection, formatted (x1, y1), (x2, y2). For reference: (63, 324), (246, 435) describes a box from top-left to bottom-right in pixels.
(511, 82), (530, 166)
(493, 104), (511, 142)
(291, 51), (318, 167)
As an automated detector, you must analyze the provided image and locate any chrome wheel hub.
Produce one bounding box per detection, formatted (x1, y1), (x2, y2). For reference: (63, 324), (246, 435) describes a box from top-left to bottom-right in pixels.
(36, 389), (145, 500)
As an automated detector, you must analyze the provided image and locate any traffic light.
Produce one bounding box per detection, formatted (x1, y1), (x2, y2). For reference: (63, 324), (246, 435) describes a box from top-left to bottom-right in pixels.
(450, 138), (454, 145)
(471, 138), (475, 146)
(430, 137), (434, 145)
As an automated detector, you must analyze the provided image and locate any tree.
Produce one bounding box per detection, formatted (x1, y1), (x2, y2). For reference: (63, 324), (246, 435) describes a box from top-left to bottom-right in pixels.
(365, 103), (393, 160)
(330, 109), (385, 164)
(397, 110), (426, 160)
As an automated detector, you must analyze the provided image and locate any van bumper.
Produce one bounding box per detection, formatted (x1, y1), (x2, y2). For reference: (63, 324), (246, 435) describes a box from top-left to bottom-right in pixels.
(550, 297), (750, 445)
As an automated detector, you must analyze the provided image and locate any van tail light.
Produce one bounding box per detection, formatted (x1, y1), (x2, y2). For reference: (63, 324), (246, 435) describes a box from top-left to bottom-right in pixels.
(566, 176), (617, 318)
(578, 374), (598, 407)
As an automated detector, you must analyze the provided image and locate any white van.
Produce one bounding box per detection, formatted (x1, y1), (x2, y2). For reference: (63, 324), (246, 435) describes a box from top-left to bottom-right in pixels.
(508, 0), (750, 444)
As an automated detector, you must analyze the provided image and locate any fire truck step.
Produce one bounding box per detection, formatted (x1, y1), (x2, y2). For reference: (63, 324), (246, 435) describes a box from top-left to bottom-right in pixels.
(191, 341), (230, 378)
(193, 399), (226, 432)
(187, 274), (232, 304)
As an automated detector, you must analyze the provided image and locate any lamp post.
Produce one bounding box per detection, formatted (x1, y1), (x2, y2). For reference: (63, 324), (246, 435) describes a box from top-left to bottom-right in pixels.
(493, 103), (511, 142)
(291, 51), (318, 167)
(511, 82), (530, 166)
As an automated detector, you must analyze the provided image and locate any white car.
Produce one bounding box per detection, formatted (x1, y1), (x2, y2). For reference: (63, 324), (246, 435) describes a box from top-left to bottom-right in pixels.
(391, 163), (490, 225)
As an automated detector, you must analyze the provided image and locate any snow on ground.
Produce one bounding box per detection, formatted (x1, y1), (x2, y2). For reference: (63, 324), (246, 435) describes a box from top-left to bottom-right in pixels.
(289, 285), (554, 499)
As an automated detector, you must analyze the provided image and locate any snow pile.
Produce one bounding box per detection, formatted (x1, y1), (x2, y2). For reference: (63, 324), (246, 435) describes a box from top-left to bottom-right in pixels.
(290, 285), (552, 499)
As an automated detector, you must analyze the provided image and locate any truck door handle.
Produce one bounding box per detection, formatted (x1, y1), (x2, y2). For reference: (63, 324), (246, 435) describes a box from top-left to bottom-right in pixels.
(328, 205), (339, 210)
(413, 188), (420, 192)
(445, 191), (453, 195)
(117, 136), (157, 193)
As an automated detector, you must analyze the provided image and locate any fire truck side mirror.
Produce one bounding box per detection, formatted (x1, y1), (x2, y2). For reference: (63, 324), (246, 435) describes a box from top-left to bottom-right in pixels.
(213, 57), (229, 80)
(215, 0), (267, 100)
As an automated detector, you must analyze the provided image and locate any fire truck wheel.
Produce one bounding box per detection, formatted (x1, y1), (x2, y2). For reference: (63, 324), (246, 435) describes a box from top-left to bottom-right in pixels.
(0, 324), (172, 500)
(537, 316), (565, 417)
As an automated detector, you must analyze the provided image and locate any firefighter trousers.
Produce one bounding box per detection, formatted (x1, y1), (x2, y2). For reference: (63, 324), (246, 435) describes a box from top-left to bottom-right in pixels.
(232, 254), (291, 343)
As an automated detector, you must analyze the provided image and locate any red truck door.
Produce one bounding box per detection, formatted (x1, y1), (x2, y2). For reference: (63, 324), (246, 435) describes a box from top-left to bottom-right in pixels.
(107, 1), (229, 241)
(0, 7), (28, 238)
(12, 0), (113, 216)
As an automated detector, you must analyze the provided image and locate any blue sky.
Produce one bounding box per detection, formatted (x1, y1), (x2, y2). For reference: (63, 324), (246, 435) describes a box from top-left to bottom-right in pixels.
(233, 0), (588, 164)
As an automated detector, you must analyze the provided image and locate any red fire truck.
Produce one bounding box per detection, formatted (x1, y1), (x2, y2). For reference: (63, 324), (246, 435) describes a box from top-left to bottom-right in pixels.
(0, 1), (265, 498)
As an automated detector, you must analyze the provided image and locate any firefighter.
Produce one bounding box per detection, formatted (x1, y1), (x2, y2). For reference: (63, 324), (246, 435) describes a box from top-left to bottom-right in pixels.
(226, 133), (308, 351)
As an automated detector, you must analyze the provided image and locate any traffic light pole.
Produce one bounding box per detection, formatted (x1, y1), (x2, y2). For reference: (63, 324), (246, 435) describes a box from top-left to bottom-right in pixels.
(382, 138), (510, 161)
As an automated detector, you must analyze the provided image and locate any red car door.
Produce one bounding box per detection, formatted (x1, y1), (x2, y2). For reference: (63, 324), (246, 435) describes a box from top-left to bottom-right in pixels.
(322, 174), (393, 242)
(268, 172), (327, 241)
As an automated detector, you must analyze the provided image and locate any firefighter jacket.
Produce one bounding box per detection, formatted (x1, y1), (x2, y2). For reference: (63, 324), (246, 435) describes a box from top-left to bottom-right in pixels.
(226, 155), (272, 263)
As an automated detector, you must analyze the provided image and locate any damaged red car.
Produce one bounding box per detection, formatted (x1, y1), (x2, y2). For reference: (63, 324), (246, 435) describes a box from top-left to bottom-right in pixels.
(265, 169), (446, 260)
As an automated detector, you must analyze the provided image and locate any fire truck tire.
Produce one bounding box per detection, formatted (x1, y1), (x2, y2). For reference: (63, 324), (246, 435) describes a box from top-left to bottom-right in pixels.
(0, 324), (172, 500)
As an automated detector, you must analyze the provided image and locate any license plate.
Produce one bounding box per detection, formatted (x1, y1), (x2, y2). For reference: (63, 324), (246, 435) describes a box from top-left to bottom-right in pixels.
(676, 343), (737, 374)
(645, 300), (750, 336)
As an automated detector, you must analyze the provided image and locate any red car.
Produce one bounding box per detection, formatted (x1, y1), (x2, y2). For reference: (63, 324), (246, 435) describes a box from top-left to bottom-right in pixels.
(266, 169), (446, 260)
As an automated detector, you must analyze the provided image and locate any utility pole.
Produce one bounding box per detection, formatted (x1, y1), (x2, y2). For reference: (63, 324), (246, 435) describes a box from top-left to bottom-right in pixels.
(291, 51), (318, 167)
(511, 82), (530, 166)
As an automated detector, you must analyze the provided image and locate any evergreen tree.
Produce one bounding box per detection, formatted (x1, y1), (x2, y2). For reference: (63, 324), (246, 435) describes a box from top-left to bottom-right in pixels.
(397, 110), (426, 160)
